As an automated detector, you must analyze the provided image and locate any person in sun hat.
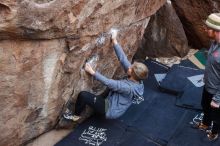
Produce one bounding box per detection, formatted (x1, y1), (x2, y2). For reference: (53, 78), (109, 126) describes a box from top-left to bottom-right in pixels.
(63, 28), (149, 121)
(195, 13), (220, 141)
(206, 13), (220, 31)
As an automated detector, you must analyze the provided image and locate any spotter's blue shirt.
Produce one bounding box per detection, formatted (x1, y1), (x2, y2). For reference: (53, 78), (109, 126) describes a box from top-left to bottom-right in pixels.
(204, 41), (220, 104)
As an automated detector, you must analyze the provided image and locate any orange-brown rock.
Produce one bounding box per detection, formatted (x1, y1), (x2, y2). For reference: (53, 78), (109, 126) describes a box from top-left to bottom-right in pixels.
(171, 0), (220, 49)
(0, 0), (166, 145)
(0, 0), (166, 40)
(0, 39), (66, 146)
(134, 1), (189, 59)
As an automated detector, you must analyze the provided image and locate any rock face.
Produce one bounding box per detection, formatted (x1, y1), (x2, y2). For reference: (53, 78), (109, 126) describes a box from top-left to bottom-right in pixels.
(0, 0), (165, 40)
(0, 39), (66, 146)
(171, 0), (220, 49)
(0, 0), (166, 146)
(134, 1), (189, 59)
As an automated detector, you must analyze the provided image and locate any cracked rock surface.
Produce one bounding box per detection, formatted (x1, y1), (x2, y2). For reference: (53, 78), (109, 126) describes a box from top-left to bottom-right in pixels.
(0, 0), (166, 145)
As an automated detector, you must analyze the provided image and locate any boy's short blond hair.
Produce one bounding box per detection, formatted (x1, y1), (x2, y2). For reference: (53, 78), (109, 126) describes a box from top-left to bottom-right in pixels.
(131, 62), (148, 81)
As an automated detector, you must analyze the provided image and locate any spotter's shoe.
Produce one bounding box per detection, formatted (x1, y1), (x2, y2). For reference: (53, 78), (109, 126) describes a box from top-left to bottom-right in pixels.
(193, 122), (209, 131)
(207, 130), (219, 141)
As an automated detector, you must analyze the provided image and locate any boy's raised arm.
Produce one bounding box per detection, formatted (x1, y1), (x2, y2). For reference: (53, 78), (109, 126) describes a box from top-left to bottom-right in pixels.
(111, 29), (131, 72)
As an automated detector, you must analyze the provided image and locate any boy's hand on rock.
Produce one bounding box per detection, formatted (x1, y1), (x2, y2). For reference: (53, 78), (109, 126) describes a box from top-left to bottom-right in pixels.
(110, 28), (118, 40)
(110, 28), (118, 45)
(85, 63), (95, 75)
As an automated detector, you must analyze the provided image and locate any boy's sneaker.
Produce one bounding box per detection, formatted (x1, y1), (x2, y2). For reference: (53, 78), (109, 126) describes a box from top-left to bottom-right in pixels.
(194, 122), (209, 131)
(63, 113), (81, 122)
(207, 130), (219, 141)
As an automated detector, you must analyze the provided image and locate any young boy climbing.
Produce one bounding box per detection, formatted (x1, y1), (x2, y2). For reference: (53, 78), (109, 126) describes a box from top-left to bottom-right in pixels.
(64, 29), (148, 121)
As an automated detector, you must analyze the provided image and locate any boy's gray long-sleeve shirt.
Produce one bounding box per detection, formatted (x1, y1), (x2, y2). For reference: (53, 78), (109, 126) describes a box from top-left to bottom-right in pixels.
(94, 44), (144, 119)
(204, 41), (220, 104)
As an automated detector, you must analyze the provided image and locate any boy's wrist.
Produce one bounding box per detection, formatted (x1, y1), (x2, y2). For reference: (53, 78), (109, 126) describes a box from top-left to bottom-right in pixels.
(91, 70), (96, 75)
(112, 39), (118, 45)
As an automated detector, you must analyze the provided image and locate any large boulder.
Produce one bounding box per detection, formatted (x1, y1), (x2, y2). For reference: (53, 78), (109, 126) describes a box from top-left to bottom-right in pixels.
(0, 39), (66, 146)
(171, 0), (220, 49)
(0, 0), (166, 145)
(0, 0), (166, 40)
(134, 1), (189, 59)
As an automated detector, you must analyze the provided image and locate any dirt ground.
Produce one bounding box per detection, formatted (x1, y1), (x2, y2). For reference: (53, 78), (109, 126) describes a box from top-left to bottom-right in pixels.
(26, 129), (72, 146)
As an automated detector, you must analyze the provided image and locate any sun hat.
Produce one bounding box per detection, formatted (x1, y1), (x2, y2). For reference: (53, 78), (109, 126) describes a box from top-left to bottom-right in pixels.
(205, 13), (220, 31)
